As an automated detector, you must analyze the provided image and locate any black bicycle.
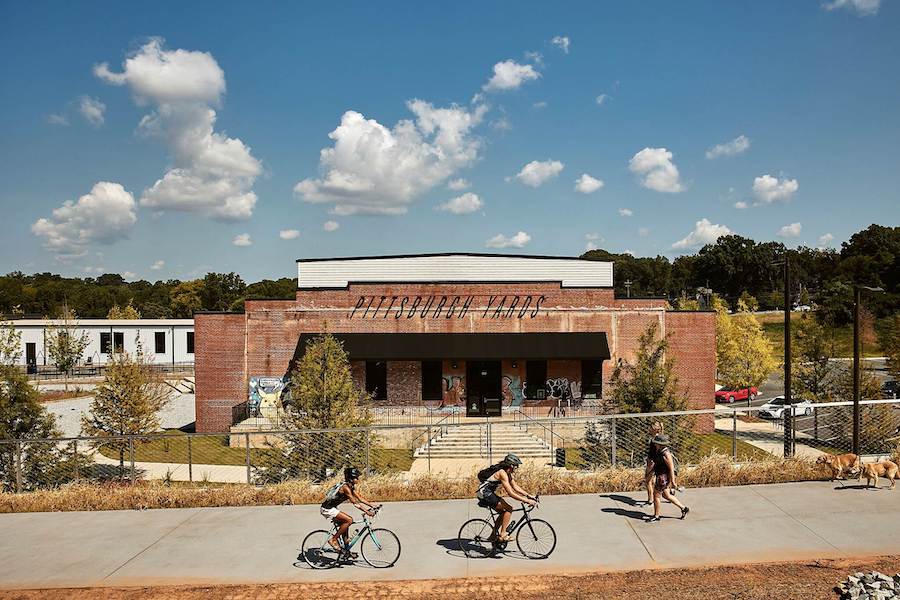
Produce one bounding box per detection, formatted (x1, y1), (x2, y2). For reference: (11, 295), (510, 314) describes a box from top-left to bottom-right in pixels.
(457, 495), (556, 559)
(301, 507), (401, 569)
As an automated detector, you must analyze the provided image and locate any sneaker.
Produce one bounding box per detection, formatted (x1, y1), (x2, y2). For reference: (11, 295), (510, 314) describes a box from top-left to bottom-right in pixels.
(647, 516), (661, 523)
(681, 506), (690, 519)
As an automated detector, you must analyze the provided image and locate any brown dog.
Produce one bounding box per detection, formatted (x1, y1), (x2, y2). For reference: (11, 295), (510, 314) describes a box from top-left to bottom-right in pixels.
(816, 453), (860, 481)
(858, 460), (899, 489)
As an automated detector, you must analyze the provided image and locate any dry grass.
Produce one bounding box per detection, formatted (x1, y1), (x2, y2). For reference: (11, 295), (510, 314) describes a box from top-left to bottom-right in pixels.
(0, 453), (832, 514)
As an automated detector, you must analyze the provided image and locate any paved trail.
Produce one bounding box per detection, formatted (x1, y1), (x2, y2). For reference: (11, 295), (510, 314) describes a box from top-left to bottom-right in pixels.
(0, 481), (898, 590)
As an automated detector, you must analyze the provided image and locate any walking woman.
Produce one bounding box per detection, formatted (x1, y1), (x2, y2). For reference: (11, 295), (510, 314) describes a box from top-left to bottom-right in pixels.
(647, 434), (689, 523)
(640, 422), (664, 506)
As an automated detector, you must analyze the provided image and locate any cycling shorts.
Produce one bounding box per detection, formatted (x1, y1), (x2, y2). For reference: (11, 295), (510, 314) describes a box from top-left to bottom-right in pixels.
(320, 506), (341, 520)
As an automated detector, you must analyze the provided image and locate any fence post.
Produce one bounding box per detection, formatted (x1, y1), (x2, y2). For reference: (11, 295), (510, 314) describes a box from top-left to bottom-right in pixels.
(426, 424), (431, 474)
(732, 410), (737, 460)
(610, 418), (617, 468)
(550, 419), (555, 464)
(814, 407), (818, 441)
(15, 440), (23, 493)
(244, 432), (251, 484)
(487, 420), (492, 465)
(364, 427), (371, 474)
(73, 440), (80, 482)
(782, 409), (792, 458)
(129, 436), (136, 484)
(187, 435), (193, 483)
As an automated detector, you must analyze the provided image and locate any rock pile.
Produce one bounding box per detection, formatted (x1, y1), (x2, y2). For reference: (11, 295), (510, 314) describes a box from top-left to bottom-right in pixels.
(836, 572), (900, 599)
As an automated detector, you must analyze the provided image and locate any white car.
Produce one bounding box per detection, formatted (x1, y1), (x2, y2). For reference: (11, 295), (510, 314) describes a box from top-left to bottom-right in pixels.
(758, 396), (813, 419)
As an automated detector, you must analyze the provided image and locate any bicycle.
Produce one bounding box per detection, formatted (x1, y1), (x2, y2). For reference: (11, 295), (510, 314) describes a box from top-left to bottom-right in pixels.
(301, 506), (401, 569)
(457, 494), (556, 559)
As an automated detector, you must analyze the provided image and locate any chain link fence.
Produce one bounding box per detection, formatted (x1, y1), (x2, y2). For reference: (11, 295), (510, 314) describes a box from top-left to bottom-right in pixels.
(1, 400), (898, 492)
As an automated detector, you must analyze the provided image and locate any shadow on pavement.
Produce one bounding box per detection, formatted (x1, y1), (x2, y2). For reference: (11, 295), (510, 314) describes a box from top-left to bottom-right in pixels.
(601, 493), (644, 506)
(601, 506), (649, 521)
(435, 537), (468, 558)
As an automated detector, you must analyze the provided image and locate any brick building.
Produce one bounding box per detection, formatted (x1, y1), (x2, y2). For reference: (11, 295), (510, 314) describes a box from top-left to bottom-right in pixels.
(194, 254), (715, 432)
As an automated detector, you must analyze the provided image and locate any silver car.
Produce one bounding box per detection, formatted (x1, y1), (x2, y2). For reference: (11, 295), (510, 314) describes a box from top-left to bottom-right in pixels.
(758, 396), (813, 419)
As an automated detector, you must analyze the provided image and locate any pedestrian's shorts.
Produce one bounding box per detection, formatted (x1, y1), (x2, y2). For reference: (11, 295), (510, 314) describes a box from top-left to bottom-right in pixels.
(320, 506), (341, 520)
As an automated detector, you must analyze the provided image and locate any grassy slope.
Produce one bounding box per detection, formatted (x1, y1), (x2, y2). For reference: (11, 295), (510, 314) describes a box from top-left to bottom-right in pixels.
(755, 312), (886, 360)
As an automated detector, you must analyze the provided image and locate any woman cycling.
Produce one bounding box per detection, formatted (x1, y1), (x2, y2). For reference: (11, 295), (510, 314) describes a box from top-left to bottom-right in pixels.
(476, 453), (536, 542)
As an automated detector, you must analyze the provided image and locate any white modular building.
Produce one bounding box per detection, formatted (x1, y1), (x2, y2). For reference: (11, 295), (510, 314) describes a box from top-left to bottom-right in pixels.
(7, 319), (195, 370)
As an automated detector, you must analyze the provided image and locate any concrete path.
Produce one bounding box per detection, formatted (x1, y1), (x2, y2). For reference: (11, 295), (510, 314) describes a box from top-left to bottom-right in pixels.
(1, 480), (898, 590)
(714, 417), (827, 459)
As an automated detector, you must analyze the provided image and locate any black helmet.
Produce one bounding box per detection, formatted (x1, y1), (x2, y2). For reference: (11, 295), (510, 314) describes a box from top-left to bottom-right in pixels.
(502, 453), (523, 467)
(344, 466), (361, 481)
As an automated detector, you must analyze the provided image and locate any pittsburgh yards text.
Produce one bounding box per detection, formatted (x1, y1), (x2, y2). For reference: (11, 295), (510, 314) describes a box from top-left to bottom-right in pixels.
(349, 295), (547, 319)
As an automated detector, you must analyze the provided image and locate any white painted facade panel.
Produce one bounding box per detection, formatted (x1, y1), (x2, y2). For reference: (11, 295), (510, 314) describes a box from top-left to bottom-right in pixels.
(298, 254), (614, 289)
(7, 319), (194, 367)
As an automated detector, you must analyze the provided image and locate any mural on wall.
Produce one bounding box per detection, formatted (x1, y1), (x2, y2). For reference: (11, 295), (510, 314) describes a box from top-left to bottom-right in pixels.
(543, 377), (582, 407)
(501, 375), (525, 407)
(442, 375), (465, 406)
(249, 376), (290, 418)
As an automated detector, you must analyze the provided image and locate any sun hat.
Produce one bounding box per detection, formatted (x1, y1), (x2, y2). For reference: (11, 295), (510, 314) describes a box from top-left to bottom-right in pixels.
(651, 434), (671, 446)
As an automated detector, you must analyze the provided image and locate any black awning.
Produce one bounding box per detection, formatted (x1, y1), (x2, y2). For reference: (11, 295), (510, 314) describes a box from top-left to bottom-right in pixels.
(295, 332), (610, 361)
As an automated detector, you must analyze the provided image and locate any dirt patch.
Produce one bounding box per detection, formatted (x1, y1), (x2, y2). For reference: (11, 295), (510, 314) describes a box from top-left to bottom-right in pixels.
(38, 390), (91, 403)
(3, 556), (897, 600)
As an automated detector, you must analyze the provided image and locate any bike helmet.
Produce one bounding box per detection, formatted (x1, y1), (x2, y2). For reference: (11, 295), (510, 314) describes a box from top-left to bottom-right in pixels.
(502, 453), (523, 467)
(344, 466), (361, 481)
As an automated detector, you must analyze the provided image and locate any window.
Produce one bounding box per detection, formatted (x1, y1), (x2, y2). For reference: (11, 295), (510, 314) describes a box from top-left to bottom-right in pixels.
(113, 332), (124, 353)
(100, 332), (111, 355)
(421, 361), (442, 402)
(154, 332), (166, 354)
(186, 331), (195, 354)
(581, 360), (603, 399)
(366, 361), (387, 400)
(525, 360), (547, 399)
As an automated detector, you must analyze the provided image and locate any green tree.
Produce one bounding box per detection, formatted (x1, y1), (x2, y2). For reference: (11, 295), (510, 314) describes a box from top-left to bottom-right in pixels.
(107, 299), (141, 319)
(610, 322), (687, 414)
(791, 315), (839, 404)
(81, 345), (170, 478)
(881, 313), (900, 382)
(0, 370), (88, 491)
(45, 305), (89, 392)
(716, 299), (777, 404)
(257, 333), (371, 482)
(737, 291), (759, 312)
(0, 315), (21, 367)
(169, 280), (203, 317)
(826, 363), (895, 454)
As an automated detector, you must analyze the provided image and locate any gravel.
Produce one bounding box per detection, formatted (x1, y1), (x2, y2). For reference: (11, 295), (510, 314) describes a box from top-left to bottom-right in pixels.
(44, 393), (196, 437)
(837, 572), (900, 600)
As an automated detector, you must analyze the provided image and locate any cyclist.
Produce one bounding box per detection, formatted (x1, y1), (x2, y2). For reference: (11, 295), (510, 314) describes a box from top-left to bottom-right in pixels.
(320, 466), (379, 556)
(476, 453), (537, 543)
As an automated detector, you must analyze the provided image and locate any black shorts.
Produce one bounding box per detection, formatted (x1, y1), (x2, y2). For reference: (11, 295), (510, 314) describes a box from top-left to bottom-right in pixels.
(478, 492), (502, 508)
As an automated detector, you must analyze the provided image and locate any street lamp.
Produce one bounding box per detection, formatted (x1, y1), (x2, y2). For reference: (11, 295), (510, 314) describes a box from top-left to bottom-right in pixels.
(852, 284), (884, 455)
(771, 257), (792, 457)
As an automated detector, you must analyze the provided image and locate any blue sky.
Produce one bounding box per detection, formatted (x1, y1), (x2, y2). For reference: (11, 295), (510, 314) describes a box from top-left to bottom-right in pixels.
(1, 1), (898, 281)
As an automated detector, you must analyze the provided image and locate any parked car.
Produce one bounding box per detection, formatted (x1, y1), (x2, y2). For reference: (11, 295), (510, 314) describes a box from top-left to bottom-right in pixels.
(758, 396), (813, 419)
(715, 386), (759, 403)
(882, 380), (899, 400)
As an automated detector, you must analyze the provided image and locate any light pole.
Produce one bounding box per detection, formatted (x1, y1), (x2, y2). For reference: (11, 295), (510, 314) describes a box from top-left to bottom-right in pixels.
(852, 284), (884, 455)
(771, 257), (792, 457)
(624, 280), (632, 298)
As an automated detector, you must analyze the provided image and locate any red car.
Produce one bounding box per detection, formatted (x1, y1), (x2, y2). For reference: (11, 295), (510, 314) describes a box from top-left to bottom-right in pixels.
(715, 386), (758, 403)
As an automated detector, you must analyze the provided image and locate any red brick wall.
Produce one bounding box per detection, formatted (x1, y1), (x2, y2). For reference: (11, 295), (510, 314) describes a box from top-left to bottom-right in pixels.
(665, 311), (716, 432)
(195, 313), (246, 432)
(387, 361), (421, 405)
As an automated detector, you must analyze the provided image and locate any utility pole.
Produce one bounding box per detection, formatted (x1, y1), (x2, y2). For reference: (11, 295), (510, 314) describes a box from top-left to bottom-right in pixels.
(853, 285), (885, 455)
(783, 258), (793, 458)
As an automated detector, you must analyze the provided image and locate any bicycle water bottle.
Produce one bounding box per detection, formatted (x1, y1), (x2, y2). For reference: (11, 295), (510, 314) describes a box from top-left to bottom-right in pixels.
(507, 519), (516, 533)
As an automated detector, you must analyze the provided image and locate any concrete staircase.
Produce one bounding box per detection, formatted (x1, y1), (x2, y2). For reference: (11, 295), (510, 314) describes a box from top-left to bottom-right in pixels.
(414, 423), (551, 459)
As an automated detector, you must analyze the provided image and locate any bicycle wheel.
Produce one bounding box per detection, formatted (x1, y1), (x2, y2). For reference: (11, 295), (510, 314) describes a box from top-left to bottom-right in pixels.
(360, 528), (401, 568)
(301, 529), (340, 569)
(515, 518), (556, 559)
(457, 518), (496, 558)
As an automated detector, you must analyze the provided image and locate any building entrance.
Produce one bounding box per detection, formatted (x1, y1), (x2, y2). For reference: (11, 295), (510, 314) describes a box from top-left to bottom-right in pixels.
(466, 360), (501, 417)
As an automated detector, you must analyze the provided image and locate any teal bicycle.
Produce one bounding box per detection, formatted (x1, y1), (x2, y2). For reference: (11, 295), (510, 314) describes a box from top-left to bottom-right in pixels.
(301, 507), (401, 569)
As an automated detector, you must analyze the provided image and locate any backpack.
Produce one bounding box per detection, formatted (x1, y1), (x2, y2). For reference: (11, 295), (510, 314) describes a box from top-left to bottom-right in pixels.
(477, 464), (503, 483)
(324, 481), (344, 502)
(670, 450), (680, 477)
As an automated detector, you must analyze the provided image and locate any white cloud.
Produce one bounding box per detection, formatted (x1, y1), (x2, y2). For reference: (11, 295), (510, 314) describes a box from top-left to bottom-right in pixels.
(47, 113), (69, 126)
(622, 249), (635, 256)
(490, 116), (512, 131)
(232, 233), (252, 246)
(584, 232), (603, 251)
(595, 94), (609, 106)
(323, 220), (340, 232)
(734, 201), (749, 209)
(705, 134), (750, 159)
(638, 227), (649, 237)
(533, 101), (548, 109)
(514, 159), (564, 187)
(752, 175), (799, 204)
(150, 260), (165, 270)
(78, 96), (106, 127)
(818, 232), (835, 246)
(482, 60), (540, 92)
(777, 223), (802, 238)
(486, 231), (531, 249)
(96, 38), (261, 221)
(823, 0), (880, 15)
(628, 147), (685, 193)
(672, 218), (732, 249)
(618, 208), (633, 217)
(31, 182), (137, 259)
(551, 36), (570, 54)
(524, 51), (544, 66)
(279, 229), (300, 240)
(437, 192), (483, 214)
(122, 271), (137, 280)
(574, 174), (604, 194)
(295, 101), (487, 215)
(447, 178), (470, 191)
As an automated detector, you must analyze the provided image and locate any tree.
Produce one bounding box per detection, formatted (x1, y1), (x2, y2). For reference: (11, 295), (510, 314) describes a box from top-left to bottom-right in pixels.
(0, 369), (88, 491)
(737, 291), (759, 312)
(257, 334), (371, 482)
(791, 315), (839, 404)
(826, 362), (895, 454)
(0, 315), (21, 367)
(107, 300), (141, 319)
(80, 343), (170, 478)
(45, 304), (89, 392)
(716, 299), (777, 405)
(881, 313), (900, 382)
(610, 322), (687, 414)
(169, 280), (203, 317)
